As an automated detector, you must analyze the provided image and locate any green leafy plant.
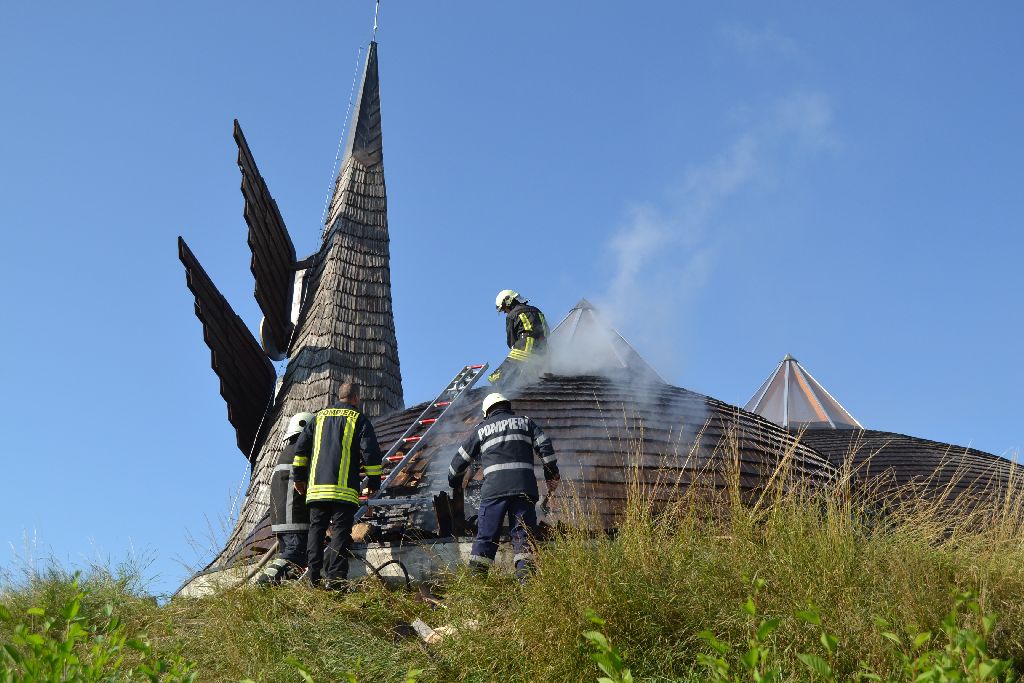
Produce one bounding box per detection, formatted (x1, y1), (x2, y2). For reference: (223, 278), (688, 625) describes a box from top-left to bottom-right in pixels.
(696, 585), (1016, 682)
(696, 578), (781, 682)
(583, 609), (634, 683)
(872, 590), (1014, 682)
(0, 574), (195, 682)
(793, 605), (837, 681)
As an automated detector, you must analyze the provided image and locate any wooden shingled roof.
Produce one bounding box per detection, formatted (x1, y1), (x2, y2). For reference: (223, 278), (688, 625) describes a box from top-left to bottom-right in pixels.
(745, 356), (1020, 504)
(797, 429), (1021, 504)
(360, 303), (835, 537)
(365, 374), (838, 538)
(291, 39), (403, 421)
(212, 303), (839, 569)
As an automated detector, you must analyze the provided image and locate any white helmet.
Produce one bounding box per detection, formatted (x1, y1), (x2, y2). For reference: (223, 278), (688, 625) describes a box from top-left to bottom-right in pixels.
(284, 412), (315, 440)
(482, 392), (511, 416)
(494, 289), (521, 312)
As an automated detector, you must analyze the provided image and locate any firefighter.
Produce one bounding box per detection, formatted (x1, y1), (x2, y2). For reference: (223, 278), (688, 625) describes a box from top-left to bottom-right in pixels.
(448, 392), (559, 581)
(292, 382), (383, 589)
(257, 411), (315, 586)
(488, 290), (549, 388)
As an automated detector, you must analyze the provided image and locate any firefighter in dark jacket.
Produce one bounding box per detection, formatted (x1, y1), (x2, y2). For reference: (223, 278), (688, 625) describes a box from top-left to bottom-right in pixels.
(257, 411), (315, 586)
(292, 382), (383, 588)
(488, 289), (549, 387)
(448, 392), (559, 580)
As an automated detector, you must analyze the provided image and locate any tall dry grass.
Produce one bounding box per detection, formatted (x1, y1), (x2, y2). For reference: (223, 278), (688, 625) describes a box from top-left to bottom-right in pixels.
(429, 427), (1024, 681)
(4, 426), (1024, 681)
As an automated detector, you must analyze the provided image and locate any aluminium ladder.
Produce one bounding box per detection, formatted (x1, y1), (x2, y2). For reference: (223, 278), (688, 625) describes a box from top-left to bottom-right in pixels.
(354, 363), (488, 523)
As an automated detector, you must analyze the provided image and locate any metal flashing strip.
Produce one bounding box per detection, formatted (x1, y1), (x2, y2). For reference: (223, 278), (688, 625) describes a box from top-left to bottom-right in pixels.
(782, 359), (791, 428)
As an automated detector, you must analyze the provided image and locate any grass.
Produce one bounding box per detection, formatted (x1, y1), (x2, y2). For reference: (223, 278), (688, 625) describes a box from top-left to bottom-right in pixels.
(3, 430), (1024, 681)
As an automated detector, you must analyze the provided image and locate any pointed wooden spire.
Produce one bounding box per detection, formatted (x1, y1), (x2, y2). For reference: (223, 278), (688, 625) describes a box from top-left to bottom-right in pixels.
(201, 40), (405, 567)
(285, 39), (403, 419)
(324, 41), (385, 235)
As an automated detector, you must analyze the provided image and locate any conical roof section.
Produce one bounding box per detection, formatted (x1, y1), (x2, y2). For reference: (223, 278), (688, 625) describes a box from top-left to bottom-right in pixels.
(745, 355), (861, 430)
(325, 40), (383, 232)
(547, 298), (665, 383)
(286, 39), (403, 420)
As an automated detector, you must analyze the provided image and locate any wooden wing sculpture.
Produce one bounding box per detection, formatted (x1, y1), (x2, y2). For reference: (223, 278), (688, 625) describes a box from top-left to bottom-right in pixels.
(234, 119), (298, 360)
(178, 237), (277, 459)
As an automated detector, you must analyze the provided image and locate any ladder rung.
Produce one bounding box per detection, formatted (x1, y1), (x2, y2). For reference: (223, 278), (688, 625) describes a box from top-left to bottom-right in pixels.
(355, 361), (487, 526)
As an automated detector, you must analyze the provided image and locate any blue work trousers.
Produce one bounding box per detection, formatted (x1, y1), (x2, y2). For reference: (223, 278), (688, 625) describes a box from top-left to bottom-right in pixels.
(470, 495), (537, 574)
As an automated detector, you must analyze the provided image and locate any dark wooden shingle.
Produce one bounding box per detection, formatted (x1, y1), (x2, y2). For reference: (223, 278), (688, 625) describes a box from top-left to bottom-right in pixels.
(798, 429), (1021, 504)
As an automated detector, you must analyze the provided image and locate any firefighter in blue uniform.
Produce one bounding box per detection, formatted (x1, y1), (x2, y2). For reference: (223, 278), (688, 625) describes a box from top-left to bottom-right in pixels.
(257, 411), (315, 586)
(292, 382), (383, 589)
(488, 290), (549, 387)
(448, 392), (560, 580)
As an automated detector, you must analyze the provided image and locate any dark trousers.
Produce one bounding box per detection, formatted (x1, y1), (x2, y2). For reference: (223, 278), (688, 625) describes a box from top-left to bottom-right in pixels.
(307, 502), (356, 585)
(470, 495), (537, 575)
(489, 348), (546, 389)
(257, 531), (308, 585)
(279, 531), (307, 565)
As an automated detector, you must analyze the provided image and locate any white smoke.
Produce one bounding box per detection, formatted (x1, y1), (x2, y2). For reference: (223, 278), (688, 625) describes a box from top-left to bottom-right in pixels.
(594, 90), (837, 380)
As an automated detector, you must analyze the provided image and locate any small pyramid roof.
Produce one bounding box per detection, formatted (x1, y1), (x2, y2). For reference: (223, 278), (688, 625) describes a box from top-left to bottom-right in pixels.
(745, 355), (862, 430)
(546, 298), (665, 383)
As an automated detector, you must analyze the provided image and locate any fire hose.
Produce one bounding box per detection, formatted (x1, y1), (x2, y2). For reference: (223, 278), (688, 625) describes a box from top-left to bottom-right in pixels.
(236, 540), (411, 590)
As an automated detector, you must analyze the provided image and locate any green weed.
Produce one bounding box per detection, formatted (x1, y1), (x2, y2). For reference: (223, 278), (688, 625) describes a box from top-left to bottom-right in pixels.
(0, 573), (194, 682)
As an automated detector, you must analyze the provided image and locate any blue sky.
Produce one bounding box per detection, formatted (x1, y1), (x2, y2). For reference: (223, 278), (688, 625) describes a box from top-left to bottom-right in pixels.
(2, 2), (1021, 596)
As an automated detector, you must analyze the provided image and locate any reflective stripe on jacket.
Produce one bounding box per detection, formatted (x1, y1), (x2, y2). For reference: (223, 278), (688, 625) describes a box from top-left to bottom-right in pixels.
(269, 439), (309, 532)
(292, 402), (383, 506)
(505, 304), (549, 363)
(449, 407), (558, 501)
